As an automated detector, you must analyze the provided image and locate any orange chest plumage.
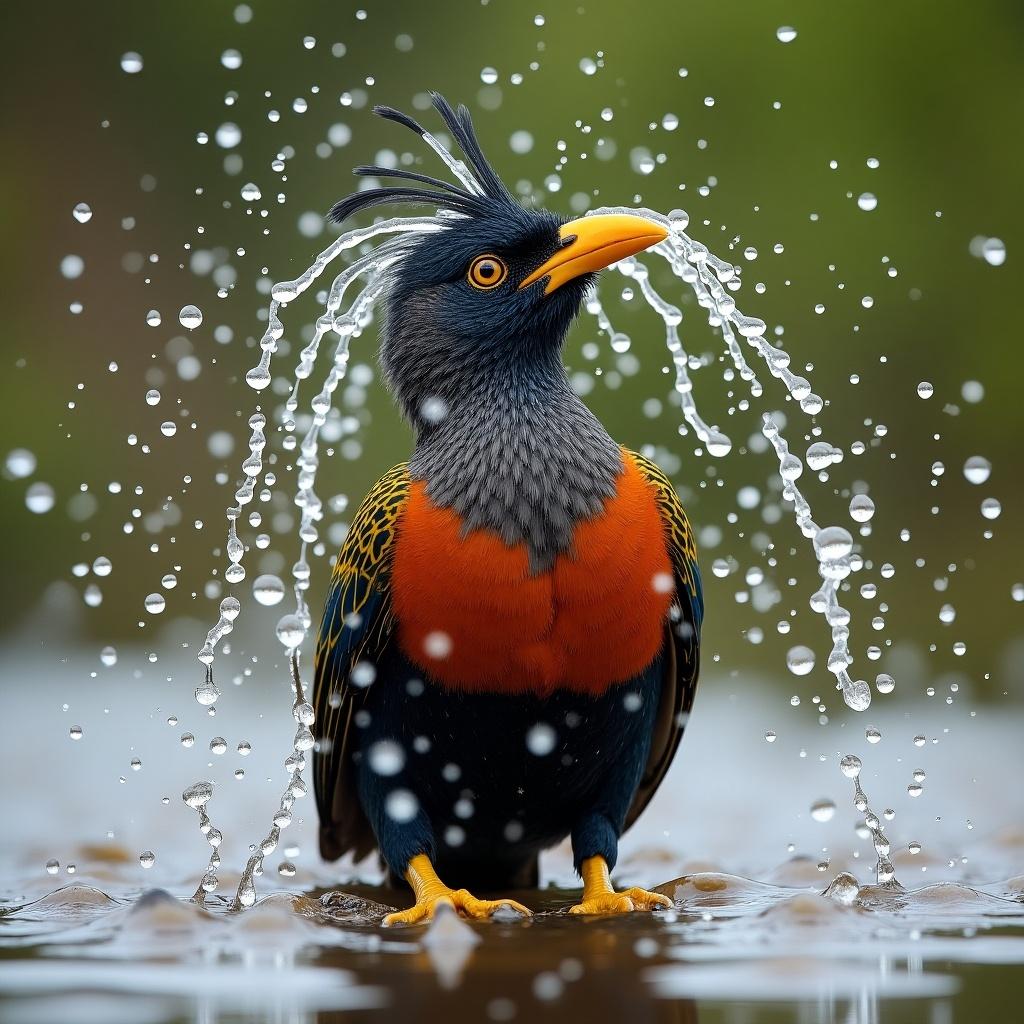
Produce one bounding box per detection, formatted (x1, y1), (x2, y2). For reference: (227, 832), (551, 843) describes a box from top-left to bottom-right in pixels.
(390, 453), (673, 696)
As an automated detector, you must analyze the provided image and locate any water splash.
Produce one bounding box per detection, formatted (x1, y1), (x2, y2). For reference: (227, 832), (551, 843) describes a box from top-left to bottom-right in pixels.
(193, 136), (884, 905)
(839, 754), (901, 888)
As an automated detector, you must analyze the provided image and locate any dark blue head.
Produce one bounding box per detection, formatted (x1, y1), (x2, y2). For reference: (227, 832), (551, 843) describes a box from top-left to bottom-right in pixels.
(330, 95), (667, 429)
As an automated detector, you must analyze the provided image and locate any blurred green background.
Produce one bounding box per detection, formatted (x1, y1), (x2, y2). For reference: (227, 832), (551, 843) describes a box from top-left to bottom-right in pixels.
(1, 0), (1021, 701)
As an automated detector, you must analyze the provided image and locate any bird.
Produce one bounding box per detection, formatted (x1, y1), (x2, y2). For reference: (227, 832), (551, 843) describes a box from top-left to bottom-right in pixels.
(313, 94), (703, 925)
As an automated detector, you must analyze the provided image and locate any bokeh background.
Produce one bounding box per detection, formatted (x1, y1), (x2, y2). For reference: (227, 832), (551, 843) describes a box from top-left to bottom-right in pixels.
(1, 0), (1022, 714)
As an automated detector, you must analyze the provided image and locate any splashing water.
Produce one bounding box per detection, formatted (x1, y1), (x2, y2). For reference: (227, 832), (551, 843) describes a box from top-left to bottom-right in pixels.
(190, 134), (887, 904)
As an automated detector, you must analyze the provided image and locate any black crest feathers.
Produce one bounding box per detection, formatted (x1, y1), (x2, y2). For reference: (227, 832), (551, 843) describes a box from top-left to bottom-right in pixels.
(328, 93), (517, 226)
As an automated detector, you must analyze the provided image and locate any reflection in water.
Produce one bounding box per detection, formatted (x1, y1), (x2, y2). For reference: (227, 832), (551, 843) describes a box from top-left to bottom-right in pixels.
(2, 869), (1023, 1023)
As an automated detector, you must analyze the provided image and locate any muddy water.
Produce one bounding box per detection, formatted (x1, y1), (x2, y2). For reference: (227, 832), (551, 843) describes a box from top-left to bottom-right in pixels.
(1, 633), (1022, 1022)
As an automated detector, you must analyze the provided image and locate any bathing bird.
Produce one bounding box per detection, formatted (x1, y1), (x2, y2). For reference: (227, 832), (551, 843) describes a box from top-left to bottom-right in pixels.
(313, 95), (702, 924)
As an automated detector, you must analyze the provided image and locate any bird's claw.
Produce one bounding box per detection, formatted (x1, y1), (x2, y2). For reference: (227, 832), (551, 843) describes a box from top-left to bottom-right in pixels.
(569, 886), (672, 916)
(383, 888), (531, 926)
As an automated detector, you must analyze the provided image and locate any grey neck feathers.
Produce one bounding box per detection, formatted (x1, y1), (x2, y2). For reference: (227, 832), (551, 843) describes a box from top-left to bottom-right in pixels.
(409, 357), (622, 573)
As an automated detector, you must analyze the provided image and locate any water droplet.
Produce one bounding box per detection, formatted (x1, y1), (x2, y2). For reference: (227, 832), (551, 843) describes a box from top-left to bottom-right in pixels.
(146, 309), (162, 327)
(839, 754), (862, 779)
(180, 733), (195, 747)
(980, 497), (1001, 520)
(776, 25), (798, 42)
(278, 861), (297, 877)
(215, 122), (242, 148)
(385, 788), (419, 823)
(183, 781), (213, 808)
(194, 680), (220, 706)
(25, 482), (55, 514)
(210, 737), (227, 755)
(849, 494), (875, 523)
(221, 48), (243, 70)
(865, 726), (882, 743)
(69, 725), (83, 740)
(970, 236), (1006, 267)
(252, 574), (286, 606)
(526, 723), (557, 756)
(100, 645), (117, 666)
(139, 850), (156, 868)
(917, 381), (934, 399)
(480, 66), (498, 85)
(810, 798), (836, 822)
(963, 456), (991, 485)
(240, 182), (262, 202)
(45, 859), (60, 875)
(786, 645), (815, 676)
(814, 525), (853, 561)
(368, 740), (405, 776)
(144, 593), (166, 614)
(5, 449), (36, 478)
(72, 203), (93, 224)
(120, 52), (144, 74)
(857, 192), (878, 212)
(275, 613), (306, 649)
(179, 305), (203, 330)
(764, 730), (777, 743)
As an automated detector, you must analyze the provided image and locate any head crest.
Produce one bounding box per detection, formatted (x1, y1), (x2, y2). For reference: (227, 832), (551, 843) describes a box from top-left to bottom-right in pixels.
(328, 93), (517, 225)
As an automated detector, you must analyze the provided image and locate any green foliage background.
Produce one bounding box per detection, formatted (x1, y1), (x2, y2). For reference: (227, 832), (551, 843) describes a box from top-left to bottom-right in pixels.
(1, 0), (1021, 701)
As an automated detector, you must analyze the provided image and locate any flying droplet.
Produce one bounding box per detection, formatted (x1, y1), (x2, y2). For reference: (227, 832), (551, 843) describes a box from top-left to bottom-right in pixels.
(810, 798), (836, 822)
(72, 203), (93, 224)
(144, 593), (166, 614)
(857, 193), (878, 212)
(252, 574), (286, 606)
(980, 497), (1001, 520)
(179, 305), (203, 330)
(776, 26), (797, 43)
(849, 494), (875, 523)
(526, 723), (557, 755)
(139, 850), (156, 868)
(368, 740), (405, 776)
(120, 52), (144, 74)
(963, 456), (991, 485)
(786, 645), (815, 676)
(275, 613), (306, 649)
(5, 449), (36, 478)
(183, 781), (213, 808)
(25, 483), (55, 514)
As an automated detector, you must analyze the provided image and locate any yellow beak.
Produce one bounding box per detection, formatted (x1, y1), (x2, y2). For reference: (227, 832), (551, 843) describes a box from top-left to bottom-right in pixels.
(519, 213), (668, 294)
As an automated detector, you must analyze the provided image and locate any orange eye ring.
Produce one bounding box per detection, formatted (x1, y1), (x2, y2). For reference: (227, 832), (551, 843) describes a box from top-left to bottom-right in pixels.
(467, 254), (508, 290)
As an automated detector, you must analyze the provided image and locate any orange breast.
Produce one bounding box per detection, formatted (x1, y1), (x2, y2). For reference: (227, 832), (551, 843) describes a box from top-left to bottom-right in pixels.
(391, 452), (673, 696)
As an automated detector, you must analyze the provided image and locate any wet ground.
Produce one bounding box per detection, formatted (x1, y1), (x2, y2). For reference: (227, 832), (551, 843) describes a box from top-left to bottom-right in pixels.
(2, 623), (1023, 1021)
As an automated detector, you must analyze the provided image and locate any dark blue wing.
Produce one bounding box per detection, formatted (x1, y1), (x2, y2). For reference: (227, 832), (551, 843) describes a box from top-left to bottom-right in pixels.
(312, 463), (410, 861)
(624, 450), (703, 829)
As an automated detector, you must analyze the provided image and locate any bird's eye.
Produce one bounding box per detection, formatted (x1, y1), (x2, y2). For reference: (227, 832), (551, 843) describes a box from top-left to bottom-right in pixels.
(467, 254), (508, 291)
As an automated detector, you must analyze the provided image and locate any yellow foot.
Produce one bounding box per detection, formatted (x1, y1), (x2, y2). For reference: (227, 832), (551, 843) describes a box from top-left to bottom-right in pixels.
(382, 854), (531, 927)
(569, 856), (672, 916)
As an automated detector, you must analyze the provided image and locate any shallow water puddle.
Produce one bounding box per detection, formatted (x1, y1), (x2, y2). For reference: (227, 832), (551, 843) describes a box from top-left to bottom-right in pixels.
(3, 865), (1023, 1021)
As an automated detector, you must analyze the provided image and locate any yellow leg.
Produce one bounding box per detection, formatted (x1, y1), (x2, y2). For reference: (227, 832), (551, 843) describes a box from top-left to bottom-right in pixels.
(382, 854), (532, 926)
(569, 855), (672, 915)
